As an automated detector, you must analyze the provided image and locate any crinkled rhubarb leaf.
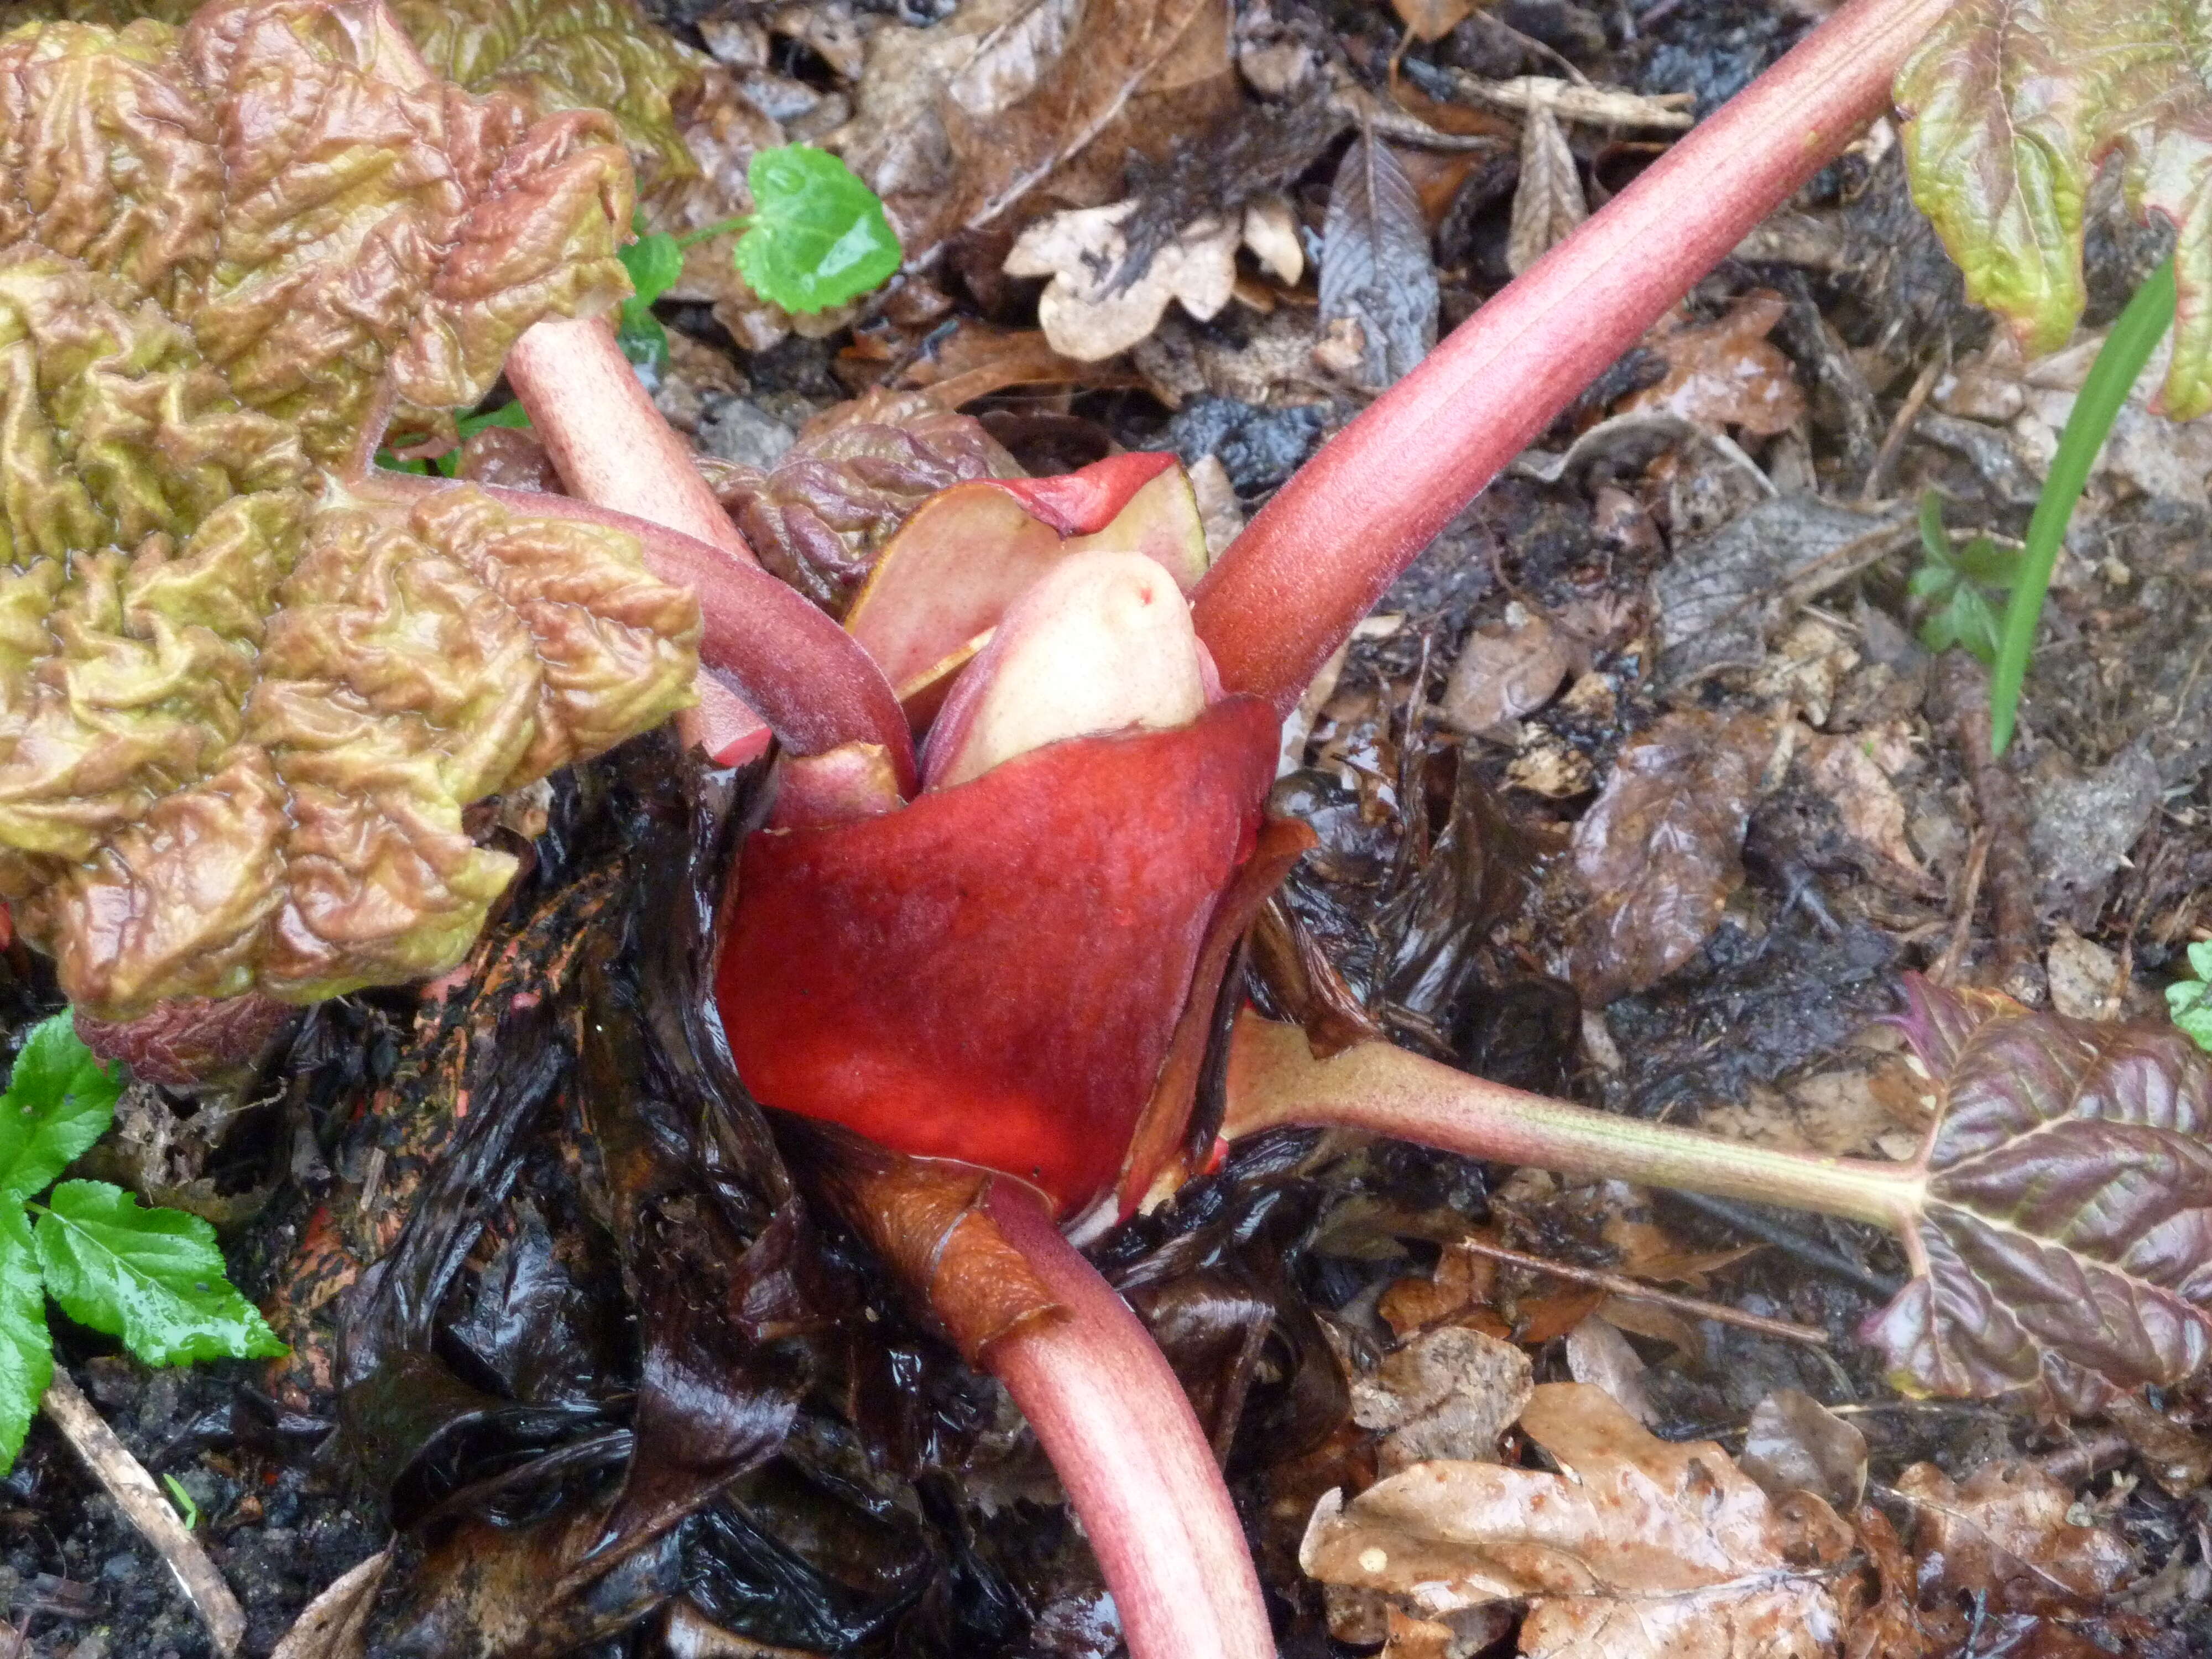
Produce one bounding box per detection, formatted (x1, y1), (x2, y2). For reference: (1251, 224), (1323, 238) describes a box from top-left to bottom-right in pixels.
(1896, 0), (2212, 417)
(0, 2), (697, 1016)
(7, 0), (704, 183)
(386, 0), (702, 184)
(1868, 975), (2212, 1405)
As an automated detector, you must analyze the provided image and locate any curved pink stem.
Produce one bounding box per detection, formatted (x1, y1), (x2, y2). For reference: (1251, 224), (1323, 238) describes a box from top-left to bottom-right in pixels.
(982, 1183), (1273, 1659)
(357, 469), (916, 790)
(507, 315), (776, 763)
(1191, 0), (1953, 711)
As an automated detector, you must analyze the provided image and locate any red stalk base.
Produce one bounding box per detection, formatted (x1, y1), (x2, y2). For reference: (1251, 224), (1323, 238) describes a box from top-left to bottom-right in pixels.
(507, 315), (773, 763)
(980, 1183), (1273, 1659)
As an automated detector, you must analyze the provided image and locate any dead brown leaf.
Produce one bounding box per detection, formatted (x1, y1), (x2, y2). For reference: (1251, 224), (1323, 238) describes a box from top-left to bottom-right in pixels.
(1443, 606), (1576, 734)
(1740, 1391), (1867, 1512)
(1568, 712), (1772, 1006)
(1506, 93), (1585, 276)
(1563, 1317), (1653, 1425)
(1624, 292), (1807, 439)
(840, 0), (1237, 263)
(1893, 1462), (2131, 1617)
(1301, 1382), (1845, 1658)
(1352, 1326), (1535, 1475)
(1799, 731), (1932, 889)
(1319, 133), (1438, 389)
(1391, 0), (1473, 45)
(1004, 202), (1242, 359)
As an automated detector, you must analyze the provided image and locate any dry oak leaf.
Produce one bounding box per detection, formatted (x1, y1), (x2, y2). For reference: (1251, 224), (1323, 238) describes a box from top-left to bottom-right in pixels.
(1893, 1461), (2130, 1616)
(1302, 1381), (1845, 1659)
(0, 0), (695, 1017)
(1004, 200), (1240, 362)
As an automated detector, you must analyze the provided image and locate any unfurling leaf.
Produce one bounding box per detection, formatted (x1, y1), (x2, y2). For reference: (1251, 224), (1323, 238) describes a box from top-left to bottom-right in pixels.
(0, 2), (701, 1016)
(0, 1205), (51, 1472)
(33, 1180), (285, 1366)
(0, 1014), (122, 1202)
(1896, 0), (2212, 416)
(701, 404), (1020, 611)
(734, 147), (902, 315)
(1869, 976), (2212, 1406)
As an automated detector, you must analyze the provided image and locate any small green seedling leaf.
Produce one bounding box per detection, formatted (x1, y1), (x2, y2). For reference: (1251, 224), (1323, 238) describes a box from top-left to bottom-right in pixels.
(0, 1205), (51, 1473)
(734, 146), (900, 314)
(33, 1182), (285, 1368)
(617, 226), (685, 374)
(162, 1472), (200, 1531)
(1909, 495), (2017, 666)
(2168, 941), (2212, 1053)
(0, 1014), (122, 1204)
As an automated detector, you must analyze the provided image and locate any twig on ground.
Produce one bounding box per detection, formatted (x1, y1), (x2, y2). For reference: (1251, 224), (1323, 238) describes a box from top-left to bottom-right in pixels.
(39, 1369), (246, 1656)
(269, 1548), (392, 1659)
(1930, 825), (1993, 987)
(1661, 1191), (1903, 1299)
(1453, 1234), (1832, 1346)
(1934, 655), (2043, 1003)
(1860, 351), (1946, 502)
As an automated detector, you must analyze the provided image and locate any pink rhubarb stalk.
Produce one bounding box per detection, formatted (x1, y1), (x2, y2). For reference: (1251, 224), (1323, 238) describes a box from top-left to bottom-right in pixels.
(1225, 1015), (1923, 1239)
(1191, 0), (1957, 710)
(982, 1182), (1273, 1659)
(507, 315), (775, 763)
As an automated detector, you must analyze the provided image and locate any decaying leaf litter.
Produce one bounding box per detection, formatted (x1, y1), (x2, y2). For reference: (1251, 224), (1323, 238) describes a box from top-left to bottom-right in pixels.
(8, 0), (2212, 1655)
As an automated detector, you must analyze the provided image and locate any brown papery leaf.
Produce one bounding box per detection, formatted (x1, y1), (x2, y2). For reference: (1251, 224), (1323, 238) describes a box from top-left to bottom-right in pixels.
(1318, 134), (1438, 391)
(1893, 1462), (2129, 1618)
(1567, 711), (1771, 1005)
(841, 0), (1236, 263)
(1302, 1382), (1844, 1659)
(1004, 201), (1239, 361)
(1505, 95), (1586, 276)
(1623, 292), (1808, 439)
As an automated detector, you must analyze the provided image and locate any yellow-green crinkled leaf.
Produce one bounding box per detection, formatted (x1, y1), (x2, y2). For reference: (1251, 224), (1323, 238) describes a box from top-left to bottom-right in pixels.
(1896, 0), (2212, 418)
(0, 2), (700, 1018)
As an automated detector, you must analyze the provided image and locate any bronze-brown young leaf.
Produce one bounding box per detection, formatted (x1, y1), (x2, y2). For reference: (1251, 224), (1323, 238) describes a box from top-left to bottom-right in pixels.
(0, 0), (700, 1018)
(1896, 0), (2212, 417)
(1866, 975), (2212, 1407)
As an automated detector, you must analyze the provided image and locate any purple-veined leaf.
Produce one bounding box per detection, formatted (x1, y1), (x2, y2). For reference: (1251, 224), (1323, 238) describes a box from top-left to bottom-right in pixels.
(1867, 974), (2212, 1406)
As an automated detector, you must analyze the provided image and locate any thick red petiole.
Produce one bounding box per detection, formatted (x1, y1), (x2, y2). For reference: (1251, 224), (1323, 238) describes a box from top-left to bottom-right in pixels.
(507, 316), (775, 763)
(1191, 0), (1956, 712)
(978, 1183), (1274, 1659)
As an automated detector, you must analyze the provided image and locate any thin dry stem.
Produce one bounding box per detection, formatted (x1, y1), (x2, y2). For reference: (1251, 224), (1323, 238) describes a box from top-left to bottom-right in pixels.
(41, 1369), (246, 1656)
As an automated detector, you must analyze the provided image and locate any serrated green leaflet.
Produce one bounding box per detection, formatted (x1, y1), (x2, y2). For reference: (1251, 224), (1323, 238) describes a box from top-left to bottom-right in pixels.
(0, 1204), (50, 1473)
(2170, 941), (2212, 1053)
(33, 1182), (285, 1368)
(735, 147), (901, 314)
(0, 1014), (121, 1203)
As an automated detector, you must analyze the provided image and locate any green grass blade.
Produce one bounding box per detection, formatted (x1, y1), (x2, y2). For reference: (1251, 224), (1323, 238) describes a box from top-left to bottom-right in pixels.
(1989, 257), (2176, 754)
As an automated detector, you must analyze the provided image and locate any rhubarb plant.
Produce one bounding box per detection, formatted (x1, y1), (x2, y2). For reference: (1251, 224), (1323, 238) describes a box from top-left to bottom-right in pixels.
(0, 0), (709, 1021)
